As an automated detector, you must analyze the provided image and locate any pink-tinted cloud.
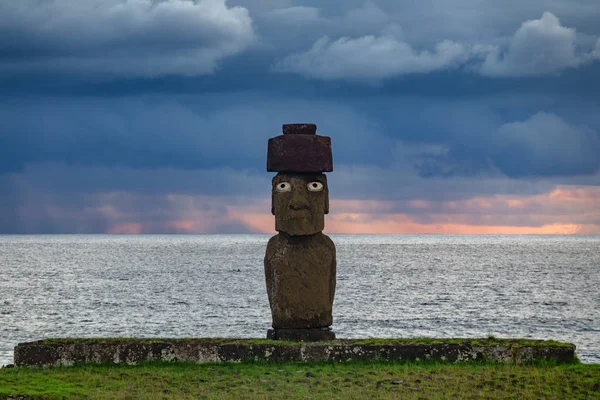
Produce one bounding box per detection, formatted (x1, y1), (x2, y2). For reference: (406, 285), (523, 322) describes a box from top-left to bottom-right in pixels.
(8, 183), (600, 234)
(108, 223), (142, 234)
(90, 193), (262, 234)
(237, 185), (600, 234)
(12, 190), (261, 234)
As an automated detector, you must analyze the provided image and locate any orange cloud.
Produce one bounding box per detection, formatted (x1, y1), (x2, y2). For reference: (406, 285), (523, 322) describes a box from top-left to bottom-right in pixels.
(325, 215), (583, 234)
(108, 223), (142, 234)
(232, 185), (600, 235)
(88, 185), (600, 234)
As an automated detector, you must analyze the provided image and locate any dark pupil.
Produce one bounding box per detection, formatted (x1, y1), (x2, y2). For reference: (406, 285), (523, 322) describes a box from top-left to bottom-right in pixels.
(280, 184), (285, 188)
(312, 183), (318, 187)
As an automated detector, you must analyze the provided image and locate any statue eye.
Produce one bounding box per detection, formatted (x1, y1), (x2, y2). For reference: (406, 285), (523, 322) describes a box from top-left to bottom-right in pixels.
(307, 181), (324, 192)
(275, 182), (292, 192)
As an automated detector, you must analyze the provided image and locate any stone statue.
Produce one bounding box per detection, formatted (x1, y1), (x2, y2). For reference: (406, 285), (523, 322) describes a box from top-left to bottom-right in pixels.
(264, 123), (336, 341)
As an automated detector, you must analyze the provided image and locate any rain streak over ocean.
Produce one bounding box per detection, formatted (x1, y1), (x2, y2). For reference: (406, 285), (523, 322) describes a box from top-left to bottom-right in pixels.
(1, 234), (599, 365)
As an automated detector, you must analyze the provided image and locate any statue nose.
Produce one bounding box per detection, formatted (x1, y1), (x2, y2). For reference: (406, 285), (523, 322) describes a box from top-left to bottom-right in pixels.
(288, 193), (310, 210)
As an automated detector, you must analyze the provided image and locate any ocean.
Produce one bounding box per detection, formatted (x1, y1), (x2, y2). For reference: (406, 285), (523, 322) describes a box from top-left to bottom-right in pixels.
(1, 234), (599, 365)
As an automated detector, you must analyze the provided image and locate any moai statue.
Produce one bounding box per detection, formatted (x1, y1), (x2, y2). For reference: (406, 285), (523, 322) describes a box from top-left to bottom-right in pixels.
(264, 123), (336, 341)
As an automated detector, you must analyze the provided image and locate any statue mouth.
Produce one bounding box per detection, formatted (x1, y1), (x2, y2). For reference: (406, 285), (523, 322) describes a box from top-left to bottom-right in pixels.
(281, 211), (311, 220)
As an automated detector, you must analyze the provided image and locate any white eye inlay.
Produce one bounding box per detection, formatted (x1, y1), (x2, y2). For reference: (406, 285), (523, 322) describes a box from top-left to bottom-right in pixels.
(307, 181), (324, 192)
(275, 182), (292, 192)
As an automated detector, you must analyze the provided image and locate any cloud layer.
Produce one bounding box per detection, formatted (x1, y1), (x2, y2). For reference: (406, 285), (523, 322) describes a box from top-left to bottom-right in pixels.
(275, 37), (469, 80)
(2, 2), (598, 80)
(490, 112), (600, 177)
(1, 1), (599, 234)
(0, 0), (254, 77)
(479, 12), (592, 76)
(275, 11), (600, 80)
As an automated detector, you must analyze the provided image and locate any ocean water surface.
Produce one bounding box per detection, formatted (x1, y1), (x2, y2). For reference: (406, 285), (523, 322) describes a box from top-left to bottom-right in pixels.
(1, 234), (599, 365)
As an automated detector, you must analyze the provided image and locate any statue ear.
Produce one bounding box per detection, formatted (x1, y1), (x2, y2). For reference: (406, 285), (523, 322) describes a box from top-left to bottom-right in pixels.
(322, 174), (329, 214)
(271, 177), (275, 215)
(271, 174), (281, 215)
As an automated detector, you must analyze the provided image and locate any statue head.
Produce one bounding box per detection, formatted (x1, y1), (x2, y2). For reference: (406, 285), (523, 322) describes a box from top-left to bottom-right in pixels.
(272, 172), (329, 236)
(267, 123), (333, 236)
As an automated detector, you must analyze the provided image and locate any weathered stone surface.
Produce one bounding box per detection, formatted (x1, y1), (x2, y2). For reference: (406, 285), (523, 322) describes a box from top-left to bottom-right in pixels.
(267, 135), (333, 172)
(13, 338), (577, 367)
(14, 340), (175, 367)
(267, 328), (336, 341)
(265, 122), (336, 338)
(282, 123), (317, 135)
(271, 173), (329, 236)
(265, 232), (336, 329)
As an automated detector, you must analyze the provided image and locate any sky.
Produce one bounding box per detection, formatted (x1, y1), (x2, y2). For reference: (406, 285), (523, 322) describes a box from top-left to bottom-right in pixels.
(1, 0), (599, 234)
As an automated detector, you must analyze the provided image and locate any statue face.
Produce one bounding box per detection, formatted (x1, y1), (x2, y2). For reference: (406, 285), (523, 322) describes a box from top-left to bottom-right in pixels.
(272, 172), (329, 236)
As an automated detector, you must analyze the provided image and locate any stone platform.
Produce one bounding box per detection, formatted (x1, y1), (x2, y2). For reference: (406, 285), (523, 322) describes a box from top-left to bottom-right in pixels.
(13, 338), (576, 367)
(267, 328), (336, 341)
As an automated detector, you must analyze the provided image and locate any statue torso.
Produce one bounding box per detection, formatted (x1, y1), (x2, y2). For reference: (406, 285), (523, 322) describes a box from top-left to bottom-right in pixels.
(264, 232), (336, 329)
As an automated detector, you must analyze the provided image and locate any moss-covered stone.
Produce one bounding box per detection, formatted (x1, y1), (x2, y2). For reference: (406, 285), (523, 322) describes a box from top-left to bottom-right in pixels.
(14, 337), (577, 367)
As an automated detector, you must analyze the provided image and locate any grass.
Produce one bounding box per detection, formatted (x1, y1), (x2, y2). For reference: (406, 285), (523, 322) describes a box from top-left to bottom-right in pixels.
(1, 361), (598, 399)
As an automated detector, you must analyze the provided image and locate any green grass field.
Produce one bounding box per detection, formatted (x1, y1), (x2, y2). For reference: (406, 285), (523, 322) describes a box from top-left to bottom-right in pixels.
(1, 361), (599, 399)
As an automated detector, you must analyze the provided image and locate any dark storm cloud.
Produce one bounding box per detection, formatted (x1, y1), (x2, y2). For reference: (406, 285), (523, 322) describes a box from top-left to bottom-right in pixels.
(274, 11), (600, 80)
(2, 92), (599, 181)
(403, 107), (600, 179)
(211, 220), (258, 234)
(232, 0), (600, 46)
(2, 1), (599, 81)
(348, 94), (600, 179)
(2, 173), (263, 233)
(332, 163), (560, 203)
(477, 12), (599, 77)
(0, 95), (396, 174)
(0, 0), (254, 78)
(489, 113), (600, 177)
(3, 84), (599, 183)
(0, 177), (19, 233)
(1, 0), (599, 234)
(10, 163), (269, 197)
(0, 175), (111, 233)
